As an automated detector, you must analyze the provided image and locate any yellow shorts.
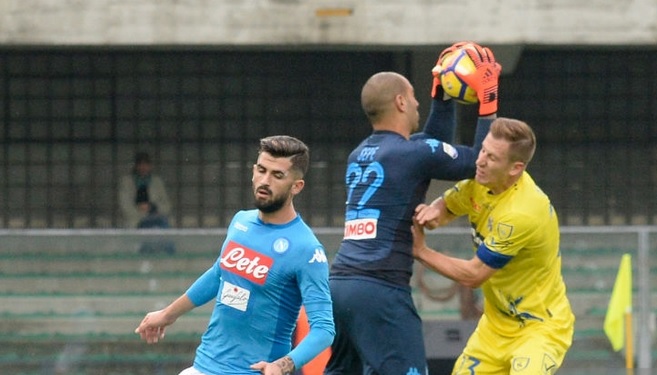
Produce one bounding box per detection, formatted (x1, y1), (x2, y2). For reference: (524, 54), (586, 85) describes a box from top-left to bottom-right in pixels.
(451, 317), (573, 375)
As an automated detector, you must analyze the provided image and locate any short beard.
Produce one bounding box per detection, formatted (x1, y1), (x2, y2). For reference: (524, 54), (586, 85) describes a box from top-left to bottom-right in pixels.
(254, 194), (287, 214)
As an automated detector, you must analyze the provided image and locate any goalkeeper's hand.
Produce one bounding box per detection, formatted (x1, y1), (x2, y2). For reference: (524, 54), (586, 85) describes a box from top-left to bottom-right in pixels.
(431, 41), (472, 100)
(459, 43), (502, 116)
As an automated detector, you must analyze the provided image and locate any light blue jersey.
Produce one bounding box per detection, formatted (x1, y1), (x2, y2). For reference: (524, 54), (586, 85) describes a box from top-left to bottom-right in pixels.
(186, 209), (334, 375)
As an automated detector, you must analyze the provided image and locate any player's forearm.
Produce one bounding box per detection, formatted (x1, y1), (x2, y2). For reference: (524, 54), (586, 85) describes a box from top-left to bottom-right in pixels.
(287, 311), (334, 369)
(415, 245), (482, 288)
(288, 328), (333, 367)
(162, 294), (196, 321)
(473, 115), (494, 150)
(273, 355), (295, 375)
(422, 98), (456, 142)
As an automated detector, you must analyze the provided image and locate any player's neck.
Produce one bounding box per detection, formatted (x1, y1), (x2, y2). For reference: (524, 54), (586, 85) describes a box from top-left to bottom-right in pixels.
(373, 121), (410, 139)
(259, 203), (297, 225)
(489, 174), (522, 195)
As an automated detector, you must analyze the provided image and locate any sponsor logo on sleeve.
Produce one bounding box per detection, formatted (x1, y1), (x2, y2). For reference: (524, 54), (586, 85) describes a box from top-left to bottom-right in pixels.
(442, 143), (458, 159)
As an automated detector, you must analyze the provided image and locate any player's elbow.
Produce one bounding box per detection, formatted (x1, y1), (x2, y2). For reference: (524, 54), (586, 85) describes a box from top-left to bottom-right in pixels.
(460, 257), (496, 288)
(461, 278), (483, 289)
(459, 269), (490, 289)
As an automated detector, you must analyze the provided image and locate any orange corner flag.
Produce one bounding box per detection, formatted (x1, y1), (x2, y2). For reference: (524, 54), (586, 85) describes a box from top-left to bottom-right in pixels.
(603, 253), (632, 352)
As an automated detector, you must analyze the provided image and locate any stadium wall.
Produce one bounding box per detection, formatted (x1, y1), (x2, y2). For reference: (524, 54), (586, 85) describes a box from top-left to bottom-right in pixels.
(2, 0), (657, 46)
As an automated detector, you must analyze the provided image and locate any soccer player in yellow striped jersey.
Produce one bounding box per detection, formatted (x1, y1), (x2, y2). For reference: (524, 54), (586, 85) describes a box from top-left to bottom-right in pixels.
(412, 117), (575, 375)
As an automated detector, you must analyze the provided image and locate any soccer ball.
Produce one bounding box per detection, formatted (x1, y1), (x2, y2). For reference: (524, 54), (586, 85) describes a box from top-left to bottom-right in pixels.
(438, 47), (478, 104)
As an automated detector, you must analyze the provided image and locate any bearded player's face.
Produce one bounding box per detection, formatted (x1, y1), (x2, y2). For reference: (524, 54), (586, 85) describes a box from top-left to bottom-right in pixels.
(252, 152), (296, 213)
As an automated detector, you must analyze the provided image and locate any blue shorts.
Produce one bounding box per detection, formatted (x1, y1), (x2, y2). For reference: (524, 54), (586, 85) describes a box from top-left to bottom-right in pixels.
(324, 276), (427, 375)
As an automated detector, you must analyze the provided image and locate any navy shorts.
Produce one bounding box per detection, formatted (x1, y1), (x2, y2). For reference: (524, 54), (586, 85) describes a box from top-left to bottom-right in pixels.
(324, 276), (427, 375)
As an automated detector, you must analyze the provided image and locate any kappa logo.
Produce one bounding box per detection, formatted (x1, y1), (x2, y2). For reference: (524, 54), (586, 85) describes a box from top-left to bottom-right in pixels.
(425, 139), (440, 153)
(220, 241), (273, 285)
(309, 248), (328, 264)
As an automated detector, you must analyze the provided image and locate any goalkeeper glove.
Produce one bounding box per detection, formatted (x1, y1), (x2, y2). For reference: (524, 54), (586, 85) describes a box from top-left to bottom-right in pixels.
(460, 43), (502, 116)
(431, 41), (472, 100)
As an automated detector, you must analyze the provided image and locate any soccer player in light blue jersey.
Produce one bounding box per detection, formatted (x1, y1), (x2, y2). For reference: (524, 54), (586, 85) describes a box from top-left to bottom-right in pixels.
(135, 135), (334, 375)
(326, 42), (502, 375)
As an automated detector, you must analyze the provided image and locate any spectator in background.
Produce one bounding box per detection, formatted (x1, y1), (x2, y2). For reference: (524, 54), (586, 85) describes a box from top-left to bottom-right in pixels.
(119, 152), (172, 229)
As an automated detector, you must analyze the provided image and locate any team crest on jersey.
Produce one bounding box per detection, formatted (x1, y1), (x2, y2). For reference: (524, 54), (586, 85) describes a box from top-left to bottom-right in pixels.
(441, 142), (458, 159)
(220, 241), (273, 285)
(512, 357), (530, 372)
(497, 223), (513, 239)
(273, 238), (289, 253)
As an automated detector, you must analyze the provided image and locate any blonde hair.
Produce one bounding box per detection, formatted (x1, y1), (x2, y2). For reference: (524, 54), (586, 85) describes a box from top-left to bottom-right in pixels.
(489, 118), (536, 164)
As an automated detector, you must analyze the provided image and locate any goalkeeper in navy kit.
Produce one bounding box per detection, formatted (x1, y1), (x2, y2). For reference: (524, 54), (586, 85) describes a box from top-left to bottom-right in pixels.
(325, 42), (502, 375)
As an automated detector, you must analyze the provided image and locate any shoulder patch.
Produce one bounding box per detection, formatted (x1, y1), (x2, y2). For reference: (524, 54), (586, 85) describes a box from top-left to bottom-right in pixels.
(442, 142), (458, 159)
(496, 223), (514, 240)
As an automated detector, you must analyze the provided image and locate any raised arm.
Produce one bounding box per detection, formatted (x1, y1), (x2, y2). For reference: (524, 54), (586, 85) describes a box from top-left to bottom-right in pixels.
(421, 97), (457, 142)
(417, 43), (466, 142)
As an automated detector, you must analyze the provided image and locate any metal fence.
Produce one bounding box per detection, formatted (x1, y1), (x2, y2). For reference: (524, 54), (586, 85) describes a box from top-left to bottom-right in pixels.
(0, 226), (654, 372)
(2, 48), (657, 229)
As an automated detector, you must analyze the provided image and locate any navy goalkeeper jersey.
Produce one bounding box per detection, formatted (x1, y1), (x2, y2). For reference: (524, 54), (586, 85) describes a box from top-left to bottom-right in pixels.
(330, 99), (491, 287)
